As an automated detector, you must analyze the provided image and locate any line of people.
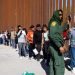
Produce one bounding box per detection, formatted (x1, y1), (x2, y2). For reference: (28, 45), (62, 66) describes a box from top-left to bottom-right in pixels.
(17, 24), (50, 66)
(0, 24), (51, 65)
(0, 9), (75, 75)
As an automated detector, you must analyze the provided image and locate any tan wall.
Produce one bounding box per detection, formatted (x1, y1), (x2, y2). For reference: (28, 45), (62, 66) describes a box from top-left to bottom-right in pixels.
(0, 0), (44, 31)
(0, 0), (75, 31)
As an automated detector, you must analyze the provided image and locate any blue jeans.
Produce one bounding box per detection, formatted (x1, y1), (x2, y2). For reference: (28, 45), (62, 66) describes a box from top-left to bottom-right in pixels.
(70, 47), (75, 68)
(18, 43), (27, 56)
(11, 39), (16, 48)
(0, 38), (3, 44)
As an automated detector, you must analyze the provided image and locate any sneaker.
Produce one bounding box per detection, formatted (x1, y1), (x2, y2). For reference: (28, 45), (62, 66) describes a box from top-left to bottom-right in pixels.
(39, 59), (43, 62)
(29, 57), (32, 60)
(67, 65), (72, 70)
(66, 65), (72, 71)
(72, 68), (75, 74)
(19, 57), (23, 59)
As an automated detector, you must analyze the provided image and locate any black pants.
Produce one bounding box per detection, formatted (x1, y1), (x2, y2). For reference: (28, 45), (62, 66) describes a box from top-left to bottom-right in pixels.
(29, 43), (35, 58)
(43, 41), (50, 64)
(5, 38), (9, 46)
(35, 44), (41, 60)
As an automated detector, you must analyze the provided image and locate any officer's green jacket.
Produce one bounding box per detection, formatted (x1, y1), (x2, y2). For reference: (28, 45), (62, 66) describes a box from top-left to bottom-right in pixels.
(48, 10), (64, 48)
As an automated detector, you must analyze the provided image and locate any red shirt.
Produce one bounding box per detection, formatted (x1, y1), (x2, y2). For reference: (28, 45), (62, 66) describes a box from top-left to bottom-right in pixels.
(63, 31), (68, 40)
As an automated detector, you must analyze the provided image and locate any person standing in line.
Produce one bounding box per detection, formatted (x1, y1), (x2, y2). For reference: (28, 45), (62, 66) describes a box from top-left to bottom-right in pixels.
(0, 32), (3, 44)
(10, 28), (16, 48)
(17, 25), (27, 58)
(42, 24), (50, 66)
(23, 28), (28, 53)
(7, 31), (11, 46)
(63, 15), (71, 57)
(27, 25), (35, 59)
(2, 31), (6, 45)
(68, 15), (75, 74)
(33, 24), (43, 61)
(4, 30), (8, 45)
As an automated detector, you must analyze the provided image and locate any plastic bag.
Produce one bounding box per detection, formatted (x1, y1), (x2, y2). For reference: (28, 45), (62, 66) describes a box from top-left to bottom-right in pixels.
(33, 48), (38, 55)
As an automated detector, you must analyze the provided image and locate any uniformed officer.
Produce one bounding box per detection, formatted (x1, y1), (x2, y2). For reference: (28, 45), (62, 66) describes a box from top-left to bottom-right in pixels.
(48, 9), (65, 75)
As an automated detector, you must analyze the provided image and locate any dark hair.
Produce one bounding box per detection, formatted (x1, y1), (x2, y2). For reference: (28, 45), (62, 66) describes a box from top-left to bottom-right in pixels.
(43, 24), (47, 27)
(36, 24), (41, 27)
(68, 15), (71, 22)
(42, 24), (47, 27)
(42, 24), (48, 29)
(23, 28), (27, 34)
(42, 24), (48, 32)
(17, 25), (22, 33)
(58, 9), (63, 13)
(17, 25), (21, 28)
(30, 25), (34, 28)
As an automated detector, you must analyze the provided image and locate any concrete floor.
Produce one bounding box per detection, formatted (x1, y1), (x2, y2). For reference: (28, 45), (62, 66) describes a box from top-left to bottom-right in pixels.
(0, 45), (74, 75)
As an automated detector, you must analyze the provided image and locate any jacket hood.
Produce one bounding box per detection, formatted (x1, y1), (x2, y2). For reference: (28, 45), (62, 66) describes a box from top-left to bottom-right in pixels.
(49, 10), (62, 25)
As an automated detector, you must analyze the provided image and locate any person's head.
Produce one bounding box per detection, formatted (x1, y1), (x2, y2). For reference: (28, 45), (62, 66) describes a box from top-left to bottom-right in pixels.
(11, 27), (14, 31)
(42, 24), (48, 32)
(30, 25), (35, 31)
(52, 9), (63, 23)
(66, 15), (71, 24)
(36, 24), (41, 31)
(58, 9), (63, 21)
(17, 25), (22, 30)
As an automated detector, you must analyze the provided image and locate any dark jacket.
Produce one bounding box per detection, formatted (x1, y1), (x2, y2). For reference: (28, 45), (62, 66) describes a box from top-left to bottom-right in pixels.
(33, 30), (42, 44)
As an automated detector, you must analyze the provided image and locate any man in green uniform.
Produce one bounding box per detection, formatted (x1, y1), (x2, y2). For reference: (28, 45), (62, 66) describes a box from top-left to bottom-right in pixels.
(48, 9), (65, 75)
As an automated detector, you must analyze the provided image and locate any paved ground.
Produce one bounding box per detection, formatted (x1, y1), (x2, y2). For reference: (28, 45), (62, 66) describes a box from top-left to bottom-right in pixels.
(0, 45), (75, 75)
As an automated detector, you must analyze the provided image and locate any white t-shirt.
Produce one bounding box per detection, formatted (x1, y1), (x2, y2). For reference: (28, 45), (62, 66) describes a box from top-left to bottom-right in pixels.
(44, 31), (49, 41)
(0, 34), (3, 38)
(4, 32), (8, 38)
(17, 30), (26, 43)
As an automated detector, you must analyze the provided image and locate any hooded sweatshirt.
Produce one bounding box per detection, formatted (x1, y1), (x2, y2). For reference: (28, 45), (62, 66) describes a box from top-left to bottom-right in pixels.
(48, 10), (64, 48)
